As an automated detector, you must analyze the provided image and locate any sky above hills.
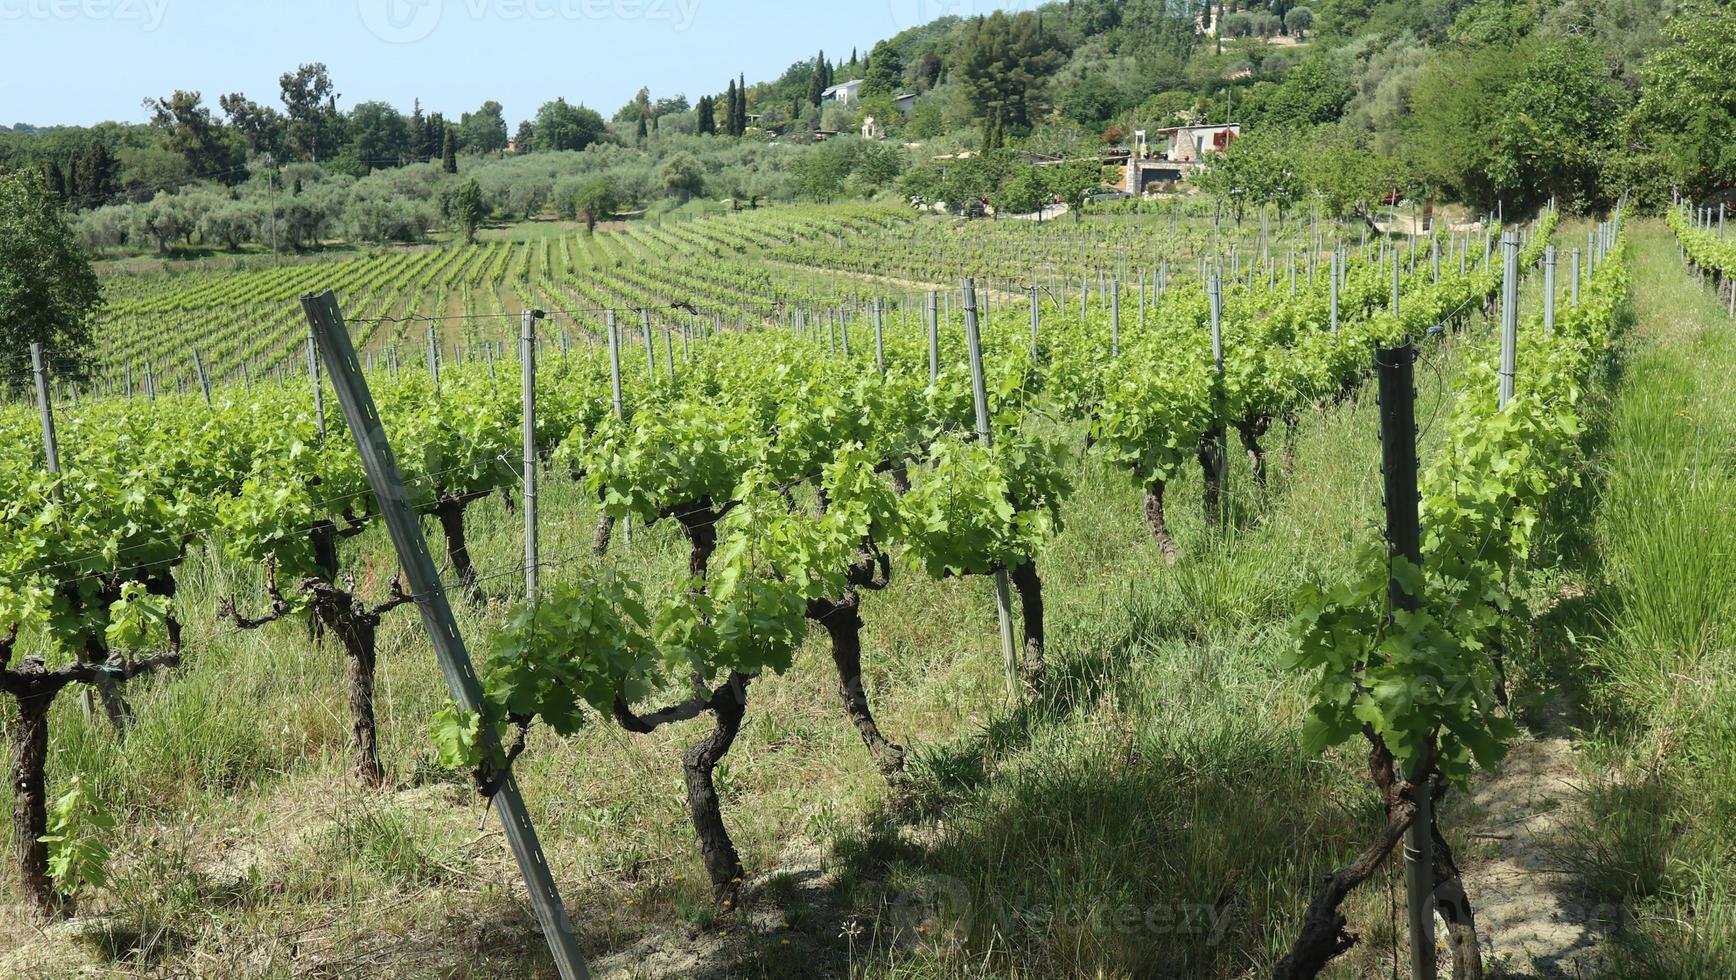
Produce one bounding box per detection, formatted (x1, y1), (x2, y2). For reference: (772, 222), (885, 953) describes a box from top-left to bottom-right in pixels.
(0, 0), (1034, 128)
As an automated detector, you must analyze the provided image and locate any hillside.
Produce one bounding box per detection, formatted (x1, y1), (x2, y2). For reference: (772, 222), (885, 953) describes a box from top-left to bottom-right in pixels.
(0, 0), (1728, 276)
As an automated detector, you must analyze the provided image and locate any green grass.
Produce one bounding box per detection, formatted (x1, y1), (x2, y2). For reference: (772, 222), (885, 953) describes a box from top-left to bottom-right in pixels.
(1559, 222), (1736, 976)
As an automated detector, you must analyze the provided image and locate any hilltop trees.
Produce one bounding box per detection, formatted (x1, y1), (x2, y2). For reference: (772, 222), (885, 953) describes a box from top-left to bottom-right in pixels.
(279, 63), (340, 162)
(145, 90), (242, 179)
(1631, 0), (1736, 202)
(862, 41), (904, 97)
(0, 171), (102, 382)
(459, 101), (509, 154)
(955, 11), (1067, 132)
(533, 98), (607, 152)
(1406, 34), (1622, 210)
(807, 51), (833, 106)
(345, 101), (412, 170)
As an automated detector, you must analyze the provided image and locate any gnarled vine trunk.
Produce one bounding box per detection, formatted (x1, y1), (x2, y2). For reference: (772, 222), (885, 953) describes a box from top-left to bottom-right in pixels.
(435, 491), (487, 604)
(810, 593), (905, 781)
(1143, 476), (1178, 563)
(591, 510), (616, 556)
(1432, 782), (1485, 979)
(1198, 431), (1227, 526)
(1009, 560), (1045, 693)
(309, 589), (389, 788)
(4, 637), (178, 920)
(9, 689), (56, 917)
(1235, 416), (1271, 492)
(1275, 737), (1417, 979)
(684, 672), (752, 901)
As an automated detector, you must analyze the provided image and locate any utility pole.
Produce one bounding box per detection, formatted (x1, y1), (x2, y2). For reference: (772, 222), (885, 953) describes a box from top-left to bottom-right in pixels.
(266, 152), (278, 267)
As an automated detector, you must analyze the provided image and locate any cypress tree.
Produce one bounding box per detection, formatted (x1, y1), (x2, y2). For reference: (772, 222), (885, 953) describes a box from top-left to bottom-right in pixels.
(736, 74), (748, 134)
(410, 98), (427, 160)
(725, 80), (737, 136)
(78, 138), (116, 209)
(808, 50), (827, 106)
(441, 127), (457, 174)
(636, 114), (648, 143)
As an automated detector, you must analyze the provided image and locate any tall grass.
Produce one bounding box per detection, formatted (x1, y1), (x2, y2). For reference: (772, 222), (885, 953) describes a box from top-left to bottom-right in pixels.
(1572, 222), (1736, 975)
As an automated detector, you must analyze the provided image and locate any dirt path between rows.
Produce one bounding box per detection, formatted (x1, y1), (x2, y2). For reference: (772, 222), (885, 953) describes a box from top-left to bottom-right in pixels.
(1457, 724), (1607, 976)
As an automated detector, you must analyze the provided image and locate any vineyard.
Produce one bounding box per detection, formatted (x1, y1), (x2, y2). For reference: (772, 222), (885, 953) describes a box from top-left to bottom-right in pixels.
(70, 201), (1433, 396)
(7, 202), (1730, 979)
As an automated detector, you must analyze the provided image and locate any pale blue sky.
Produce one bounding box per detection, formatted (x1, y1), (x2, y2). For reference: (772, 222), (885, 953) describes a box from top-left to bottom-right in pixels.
(0, 0), (1020, 128)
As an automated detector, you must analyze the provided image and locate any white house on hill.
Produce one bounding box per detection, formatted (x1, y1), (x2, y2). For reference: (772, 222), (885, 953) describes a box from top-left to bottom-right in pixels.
(822, 79), (864, 105)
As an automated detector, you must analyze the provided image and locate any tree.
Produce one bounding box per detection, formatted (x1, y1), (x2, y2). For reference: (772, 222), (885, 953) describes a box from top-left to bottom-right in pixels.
(199, 198), (264, 251)
(219, 93), (284, 157)
(572, 176), (617, 233)
(1632, 0), (1736, 201)
(0, 171), (103, 382)
(697, 96), (716, 135)
(441, 126), (458, 174)
(449, 177), (484, 244)
(533, 98), (607, 152)
(459, 101), (509, 154)
(1254, 53), (1352, 129)
(1406, 35), (1623, 210)
(659, 152), (705, 203)
(725, 79), (739, 136)
(652, 94), (690, 118)
(1285, 5), (1314, 36)
(1061, 75), (1124, 126)
(76, 138), (119, 210)
(422, 111), (448, 160)
(862, 41), (905, 97)
(808, 50), (829, 106)
(1195, 127), (1304, 222)
(346, 101), (410, 170)
(279, 63), (340, 162)
(736, 73), (749, 134)
(514, 120), (535, 152)
(146, 90), (240, 178)
(999, 164), (1051, 214)
(1048, 158), (1106, 222)
(409, 98), (429, 159)
(955, 11), (1069, 132)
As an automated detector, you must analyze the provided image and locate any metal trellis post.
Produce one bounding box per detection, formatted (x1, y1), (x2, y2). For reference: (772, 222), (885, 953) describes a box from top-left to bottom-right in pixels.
(300, 292), (590, 980)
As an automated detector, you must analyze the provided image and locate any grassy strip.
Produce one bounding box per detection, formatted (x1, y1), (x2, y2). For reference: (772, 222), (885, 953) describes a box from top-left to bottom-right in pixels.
(1563, 220), (1736, 975)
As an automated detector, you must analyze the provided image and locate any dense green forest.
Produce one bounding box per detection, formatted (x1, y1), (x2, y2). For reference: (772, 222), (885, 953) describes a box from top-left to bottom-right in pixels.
(1, 0), (1730, 257)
